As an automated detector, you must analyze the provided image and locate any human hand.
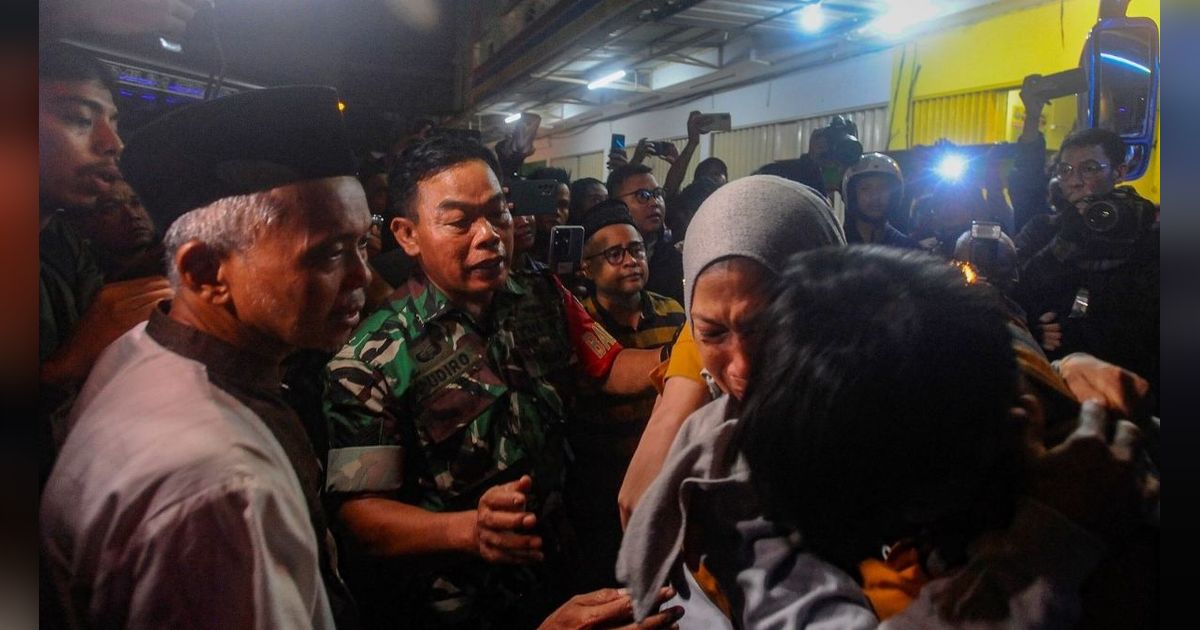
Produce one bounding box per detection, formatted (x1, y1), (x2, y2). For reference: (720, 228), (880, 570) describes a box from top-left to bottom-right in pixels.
(1055, 353), (1151, 421)
(501, 185), (517, 213)
(474, 475), (543, 564)
(686, 110), (709, 142)
(1025, 400), (1149, 541)
(43, 276), (174, 386)
(538, 586), (683, 630)
(1019, 74), (1048, 115)
(53, 0), (205, 37)
(1036, 312), (1062, 352)
(630, 138), (652, 165)
(607, 149), (630, 171)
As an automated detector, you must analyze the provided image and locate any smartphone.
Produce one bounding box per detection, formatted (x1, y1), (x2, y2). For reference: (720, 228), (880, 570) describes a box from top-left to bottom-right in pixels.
(508, 179), (561, 216)
(707, 113), (732, 132)
(651, 140), (676, 156)
(547, 225), (585, 274)
(610, 133), (626, 152)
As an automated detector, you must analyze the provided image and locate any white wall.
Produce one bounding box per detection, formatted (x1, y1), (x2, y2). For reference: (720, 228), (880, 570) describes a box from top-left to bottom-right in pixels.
(529, 48), (894, 163)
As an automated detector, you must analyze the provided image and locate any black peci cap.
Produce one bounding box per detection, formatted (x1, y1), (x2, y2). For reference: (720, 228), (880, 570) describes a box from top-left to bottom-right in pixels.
(121, 85), (358, 230)
(578, 199), (637, 244)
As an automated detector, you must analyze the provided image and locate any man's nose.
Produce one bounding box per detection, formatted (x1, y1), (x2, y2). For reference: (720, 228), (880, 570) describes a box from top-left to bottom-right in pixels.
(93, 118), (123, 157)
(475, 216), (501, 247)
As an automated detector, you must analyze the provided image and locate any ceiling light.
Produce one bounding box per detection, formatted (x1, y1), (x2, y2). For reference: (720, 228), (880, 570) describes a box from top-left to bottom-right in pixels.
(504, 112), (522, 123)
(799, 3), (825, 34)
(587, 69), (627, 90)
(867, 0), (941, 38)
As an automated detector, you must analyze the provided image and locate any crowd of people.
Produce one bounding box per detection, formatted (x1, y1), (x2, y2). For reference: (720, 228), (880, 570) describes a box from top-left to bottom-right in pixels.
(38, 27), (1159, 630)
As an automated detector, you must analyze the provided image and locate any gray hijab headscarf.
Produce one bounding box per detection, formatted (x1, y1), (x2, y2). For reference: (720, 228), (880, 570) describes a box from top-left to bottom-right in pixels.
(682, 174), (846, 314)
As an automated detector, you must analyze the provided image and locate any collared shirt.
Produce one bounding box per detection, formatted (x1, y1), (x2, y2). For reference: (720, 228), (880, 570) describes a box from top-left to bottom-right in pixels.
(42, 306), (338, 630)
(323, 270), (621, 627)
(581, 290), (685, 352)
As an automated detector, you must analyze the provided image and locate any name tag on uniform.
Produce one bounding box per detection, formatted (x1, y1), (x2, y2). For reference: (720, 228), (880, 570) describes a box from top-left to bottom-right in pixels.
(410, 324), (505, 444)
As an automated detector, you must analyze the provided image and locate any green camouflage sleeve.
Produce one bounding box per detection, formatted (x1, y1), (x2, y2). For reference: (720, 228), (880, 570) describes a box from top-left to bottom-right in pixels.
(322, 325), (415, 496)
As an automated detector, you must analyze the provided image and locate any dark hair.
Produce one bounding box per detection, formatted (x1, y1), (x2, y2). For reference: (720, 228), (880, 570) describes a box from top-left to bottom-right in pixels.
(695, 157), (728, 181)
(388, 134), (501, 221)
(530, 166), (570, 186)
(738, 245), (1020, 579)
(1060, 127), (1127, 167)
(606, 163), (654, 198)
(39, 42), (117, 96)
(570, 177), (607, 216)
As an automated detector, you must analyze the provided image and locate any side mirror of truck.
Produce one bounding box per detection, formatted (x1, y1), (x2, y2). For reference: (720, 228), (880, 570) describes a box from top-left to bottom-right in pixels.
(1082, 16), (1159, 180)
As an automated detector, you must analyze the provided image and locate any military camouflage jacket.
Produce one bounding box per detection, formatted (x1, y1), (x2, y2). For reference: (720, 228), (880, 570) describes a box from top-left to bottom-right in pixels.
(322, 270), (620, 626)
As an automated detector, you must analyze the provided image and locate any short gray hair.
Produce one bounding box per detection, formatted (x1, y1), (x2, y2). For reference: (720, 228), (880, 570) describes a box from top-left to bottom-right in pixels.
(162, 191), (287, 287)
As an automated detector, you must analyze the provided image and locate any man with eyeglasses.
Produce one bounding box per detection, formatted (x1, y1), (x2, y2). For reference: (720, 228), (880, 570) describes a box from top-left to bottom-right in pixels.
(606, 164), (685, 303)
(567, 200), (685, 593)
(1012, 127), (1160, 408)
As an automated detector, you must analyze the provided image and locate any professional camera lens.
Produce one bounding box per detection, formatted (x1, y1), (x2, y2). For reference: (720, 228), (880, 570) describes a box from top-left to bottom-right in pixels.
(1083, 200), (1120, 233)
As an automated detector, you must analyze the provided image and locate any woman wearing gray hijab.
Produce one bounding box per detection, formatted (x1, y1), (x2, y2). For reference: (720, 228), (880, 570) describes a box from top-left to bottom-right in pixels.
(614, 178), (1144, 630)
(618, 175), (844, 529)
(615, 175), (860, 627)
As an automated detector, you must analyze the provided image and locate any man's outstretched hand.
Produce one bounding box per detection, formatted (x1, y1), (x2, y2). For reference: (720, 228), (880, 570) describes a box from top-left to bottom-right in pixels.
(538, 586), (683, 630)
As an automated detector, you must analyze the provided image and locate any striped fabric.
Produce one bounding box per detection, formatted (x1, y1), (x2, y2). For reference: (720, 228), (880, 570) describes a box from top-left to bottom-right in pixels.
(582, 291), (686, 351)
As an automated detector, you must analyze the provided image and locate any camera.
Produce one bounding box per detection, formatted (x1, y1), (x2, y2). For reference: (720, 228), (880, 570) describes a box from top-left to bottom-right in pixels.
(953, 221), (1018, 289)
(822, 115), (863, 167)
(1077, 187), (1156, 241)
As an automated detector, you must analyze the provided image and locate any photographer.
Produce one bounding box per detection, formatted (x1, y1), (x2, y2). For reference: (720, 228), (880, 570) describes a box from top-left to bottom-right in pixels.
(755, 115), (863, 224)
(1012, 128), (1159, 403)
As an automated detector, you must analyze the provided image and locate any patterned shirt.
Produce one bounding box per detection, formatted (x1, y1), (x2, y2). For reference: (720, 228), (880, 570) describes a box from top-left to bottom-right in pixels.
(322, 270), (620, 627)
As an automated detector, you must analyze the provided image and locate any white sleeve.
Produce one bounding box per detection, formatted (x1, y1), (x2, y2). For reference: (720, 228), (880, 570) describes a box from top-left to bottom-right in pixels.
(113, 477), (334, 630)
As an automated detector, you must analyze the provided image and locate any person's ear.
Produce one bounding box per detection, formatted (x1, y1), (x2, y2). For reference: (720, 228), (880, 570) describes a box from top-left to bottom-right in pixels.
(392, 215), (420, 258)
(174, 241), (229, 304)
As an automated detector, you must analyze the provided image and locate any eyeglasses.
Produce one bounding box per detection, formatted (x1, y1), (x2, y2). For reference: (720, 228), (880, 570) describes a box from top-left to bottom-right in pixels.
(586, 241), (647, 266)
(618, 187), (665, 204)
(1054, 159), (1111, 180)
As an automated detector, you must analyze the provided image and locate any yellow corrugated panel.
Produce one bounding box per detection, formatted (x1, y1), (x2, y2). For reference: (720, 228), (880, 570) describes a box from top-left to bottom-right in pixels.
(912, 89), (1009, 146)
(577, 151), (605, 182)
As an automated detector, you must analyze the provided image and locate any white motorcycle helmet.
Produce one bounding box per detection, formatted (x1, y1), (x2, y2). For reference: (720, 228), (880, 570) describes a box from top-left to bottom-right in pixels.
(841, 152), (904, 204)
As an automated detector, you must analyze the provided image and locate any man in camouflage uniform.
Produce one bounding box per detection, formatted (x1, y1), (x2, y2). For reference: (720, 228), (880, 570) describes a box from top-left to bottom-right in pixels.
(322, 135), (663, 629)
